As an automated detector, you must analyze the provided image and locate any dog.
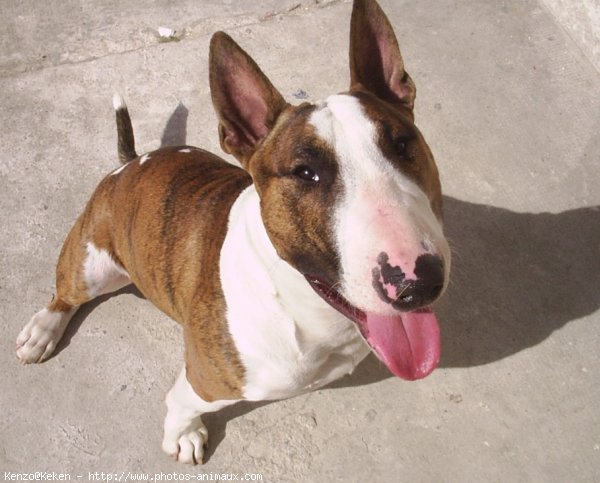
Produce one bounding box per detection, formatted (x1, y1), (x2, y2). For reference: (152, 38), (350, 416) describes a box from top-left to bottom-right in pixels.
(16, 0), (450, 464)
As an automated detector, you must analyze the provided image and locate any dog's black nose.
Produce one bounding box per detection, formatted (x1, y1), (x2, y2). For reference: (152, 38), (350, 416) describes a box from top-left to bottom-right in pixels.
(391, 254), (445, 311)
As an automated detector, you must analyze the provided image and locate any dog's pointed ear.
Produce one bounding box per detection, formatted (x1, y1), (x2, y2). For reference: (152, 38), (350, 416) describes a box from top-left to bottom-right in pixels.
(349, 0), (416, 111)
(210, 32), (288, 166)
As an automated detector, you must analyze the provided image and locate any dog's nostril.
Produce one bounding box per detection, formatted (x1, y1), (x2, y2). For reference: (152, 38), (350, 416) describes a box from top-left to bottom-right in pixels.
(415, 254), (444, 297)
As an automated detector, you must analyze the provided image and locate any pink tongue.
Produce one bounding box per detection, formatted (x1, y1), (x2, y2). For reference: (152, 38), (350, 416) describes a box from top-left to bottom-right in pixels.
(362, 309), (440, 380)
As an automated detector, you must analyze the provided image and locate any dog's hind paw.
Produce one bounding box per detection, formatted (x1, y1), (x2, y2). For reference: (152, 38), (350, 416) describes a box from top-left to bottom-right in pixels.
(16, 308), (75, 364)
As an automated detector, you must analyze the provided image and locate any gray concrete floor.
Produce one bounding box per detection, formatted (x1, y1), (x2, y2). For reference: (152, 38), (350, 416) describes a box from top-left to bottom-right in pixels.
(1, 0), (599, 481)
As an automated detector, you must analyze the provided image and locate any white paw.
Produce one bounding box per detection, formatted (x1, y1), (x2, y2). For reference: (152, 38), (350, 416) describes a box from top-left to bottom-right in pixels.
(162, 424), (208, 465)
(16, 308), (74, 364)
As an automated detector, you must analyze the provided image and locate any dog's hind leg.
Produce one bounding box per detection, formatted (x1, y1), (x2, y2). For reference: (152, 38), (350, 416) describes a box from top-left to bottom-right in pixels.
(16, 212), (131, 364)
(16, 95), (136, 365)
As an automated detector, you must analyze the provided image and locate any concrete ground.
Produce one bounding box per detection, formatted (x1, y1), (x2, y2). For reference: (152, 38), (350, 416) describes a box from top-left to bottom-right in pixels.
(1, 0), (599, 481)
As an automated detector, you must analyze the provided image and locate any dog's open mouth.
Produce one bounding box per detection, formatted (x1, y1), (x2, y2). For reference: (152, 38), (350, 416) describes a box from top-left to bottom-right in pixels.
(305, 276), (440, 380)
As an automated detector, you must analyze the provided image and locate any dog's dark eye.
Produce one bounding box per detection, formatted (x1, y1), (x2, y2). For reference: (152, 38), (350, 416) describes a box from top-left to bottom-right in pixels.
(380, 122), (413, 161)
(292, 165), (320, 184)
(394, 137), (411, 158)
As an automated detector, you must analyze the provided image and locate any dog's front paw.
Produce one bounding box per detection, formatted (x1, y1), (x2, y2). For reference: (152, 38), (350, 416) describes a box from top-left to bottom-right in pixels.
(16, 308), (74, 364)
(162, 421), (208, 464)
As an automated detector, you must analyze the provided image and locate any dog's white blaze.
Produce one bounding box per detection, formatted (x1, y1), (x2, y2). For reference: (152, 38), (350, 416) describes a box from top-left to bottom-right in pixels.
(83, 242), (130, 298)
(139, 153), (151, 164)
(220, 186), (369, 401)
(310, 95), (450, 312)
(179, 148), (191, 153)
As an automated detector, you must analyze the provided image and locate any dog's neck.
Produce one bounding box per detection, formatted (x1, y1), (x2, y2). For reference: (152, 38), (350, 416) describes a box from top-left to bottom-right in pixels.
(220, 185), (360, 352)
(220, 185), (368, 400)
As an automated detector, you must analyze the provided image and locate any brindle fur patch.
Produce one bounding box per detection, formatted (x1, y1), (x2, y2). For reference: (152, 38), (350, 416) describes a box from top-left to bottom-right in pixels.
(250, 104), (344, 283)
(52, 148), (252, 401)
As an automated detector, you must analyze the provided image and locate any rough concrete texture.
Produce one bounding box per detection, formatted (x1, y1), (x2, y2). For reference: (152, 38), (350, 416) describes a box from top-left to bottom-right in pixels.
(1, 0), (599, 481)
(540, 0), (600, 72)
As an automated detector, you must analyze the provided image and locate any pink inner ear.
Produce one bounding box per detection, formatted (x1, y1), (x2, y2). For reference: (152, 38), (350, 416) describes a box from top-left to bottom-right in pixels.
(221, 76), (271, 151)
(217, 52), (285, 155)
(388, 63), (413, 102)
(375, 25), (412, 103)
(376, 30), (394, 78)
(237, 94), (269, 142)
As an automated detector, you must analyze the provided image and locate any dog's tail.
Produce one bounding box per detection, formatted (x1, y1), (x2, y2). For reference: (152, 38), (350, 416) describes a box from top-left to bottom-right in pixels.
(112, 93), (138, 164)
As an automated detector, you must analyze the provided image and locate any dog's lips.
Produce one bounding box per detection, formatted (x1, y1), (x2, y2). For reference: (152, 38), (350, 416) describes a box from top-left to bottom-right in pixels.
(305, 276), (440, 380)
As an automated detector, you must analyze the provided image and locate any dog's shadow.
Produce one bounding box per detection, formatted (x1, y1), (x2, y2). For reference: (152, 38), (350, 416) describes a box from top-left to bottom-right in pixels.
(52, 104), (600, 462)
(436, 198), (599, 368)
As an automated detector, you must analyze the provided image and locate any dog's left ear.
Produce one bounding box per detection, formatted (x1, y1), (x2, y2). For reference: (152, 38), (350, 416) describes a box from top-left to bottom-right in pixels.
(210, 32), (289, 166)
(349, 0), (416, 111)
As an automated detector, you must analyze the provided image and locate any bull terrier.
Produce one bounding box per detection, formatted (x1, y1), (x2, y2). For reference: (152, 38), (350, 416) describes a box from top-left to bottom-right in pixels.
(16, 0), (450, 464)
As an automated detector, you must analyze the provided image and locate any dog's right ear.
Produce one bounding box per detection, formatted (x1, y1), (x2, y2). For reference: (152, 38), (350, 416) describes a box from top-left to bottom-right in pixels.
(209, 32), (288, 167)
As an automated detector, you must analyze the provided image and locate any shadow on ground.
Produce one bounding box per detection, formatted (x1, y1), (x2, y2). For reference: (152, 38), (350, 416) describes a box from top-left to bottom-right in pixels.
(438, 198), (600, 368)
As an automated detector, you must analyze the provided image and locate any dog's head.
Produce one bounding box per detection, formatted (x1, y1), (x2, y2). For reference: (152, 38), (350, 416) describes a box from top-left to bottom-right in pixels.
(209, 0), (450, 380)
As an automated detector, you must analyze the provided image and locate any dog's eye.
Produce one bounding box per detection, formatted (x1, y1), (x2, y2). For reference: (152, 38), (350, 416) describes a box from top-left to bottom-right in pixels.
(394, 137), (411, 158)
(380, 123), (413, 161)
(292, 165), (320, 184)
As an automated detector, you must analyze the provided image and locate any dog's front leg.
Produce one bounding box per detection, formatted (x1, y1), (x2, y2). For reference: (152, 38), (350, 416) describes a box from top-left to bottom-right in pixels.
(162, 366), (239, 464)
